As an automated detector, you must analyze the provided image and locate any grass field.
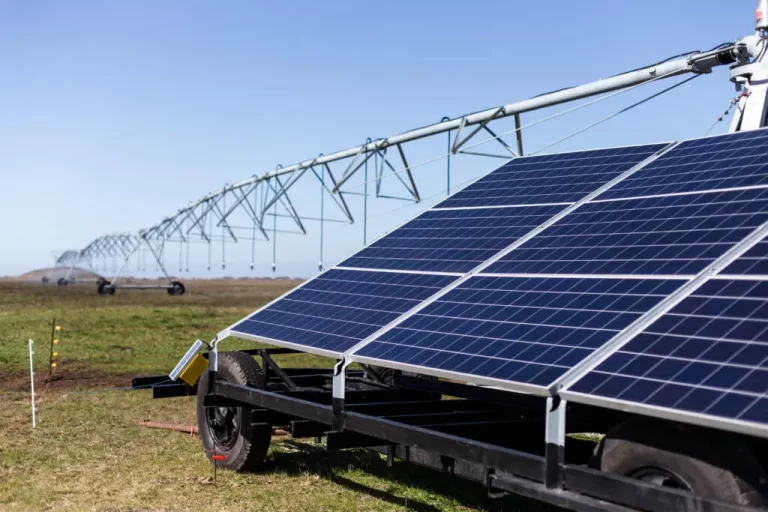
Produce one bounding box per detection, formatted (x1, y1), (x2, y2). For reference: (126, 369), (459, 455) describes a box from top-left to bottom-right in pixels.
(0, 280), (557, 512)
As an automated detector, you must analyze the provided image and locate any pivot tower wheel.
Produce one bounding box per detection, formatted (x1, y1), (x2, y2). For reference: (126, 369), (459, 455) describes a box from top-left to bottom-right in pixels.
(168, 281), (185, 296)
(98, 282), (115, 295)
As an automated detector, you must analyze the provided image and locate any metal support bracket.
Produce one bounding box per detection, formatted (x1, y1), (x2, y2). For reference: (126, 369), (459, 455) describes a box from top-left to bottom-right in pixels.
(332, 358), (349, 431)
(452, 107), (506, 154)
(544, 396), (565, 489)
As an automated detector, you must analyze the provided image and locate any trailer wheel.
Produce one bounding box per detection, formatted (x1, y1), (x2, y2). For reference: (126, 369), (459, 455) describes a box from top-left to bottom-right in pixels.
(593, 418), (768, 506)
(98, 282), (115, 295)
(196, 351), (272, 472)
(168, 281), (185, 296)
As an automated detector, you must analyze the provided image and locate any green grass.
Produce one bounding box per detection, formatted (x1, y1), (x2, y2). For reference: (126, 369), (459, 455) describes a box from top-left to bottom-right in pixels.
(0, 279), (327, 377)
(0, 280), (556, 511)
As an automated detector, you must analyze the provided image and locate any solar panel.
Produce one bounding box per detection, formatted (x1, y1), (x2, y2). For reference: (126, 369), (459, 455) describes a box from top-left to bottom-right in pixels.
(485, 187), (768, 275)
(354, 276), (685, 391)
(598, 128), (768, 200)
(338, 205), (563, 273)
(562, 275), (768, 435)
(438, 144), (668, 208)
(229, 269), (457, 355)
(557, 130), (768, 436)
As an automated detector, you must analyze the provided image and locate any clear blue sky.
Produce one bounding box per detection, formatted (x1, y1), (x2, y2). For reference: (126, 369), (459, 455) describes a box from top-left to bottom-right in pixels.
(0, 0), (758, 278)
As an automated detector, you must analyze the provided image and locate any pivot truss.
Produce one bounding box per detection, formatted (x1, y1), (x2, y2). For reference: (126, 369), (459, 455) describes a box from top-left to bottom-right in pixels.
(50, 40), (757, 294)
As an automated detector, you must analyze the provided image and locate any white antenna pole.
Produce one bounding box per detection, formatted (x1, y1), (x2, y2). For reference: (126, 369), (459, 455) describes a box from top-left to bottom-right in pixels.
(28, 339), (36, 429)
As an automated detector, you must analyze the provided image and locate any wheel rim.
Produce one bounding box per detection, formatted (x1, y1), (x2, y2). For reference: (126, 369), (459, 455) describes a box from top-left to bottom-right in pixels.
(630, 467), (692, 491)
(205, 380), (240, 449)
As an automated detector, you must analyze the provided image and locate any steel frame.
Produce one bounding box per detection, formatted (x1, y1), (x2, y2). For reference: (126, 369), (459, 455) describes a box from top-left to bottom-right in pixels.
(51, 233), (136, 284)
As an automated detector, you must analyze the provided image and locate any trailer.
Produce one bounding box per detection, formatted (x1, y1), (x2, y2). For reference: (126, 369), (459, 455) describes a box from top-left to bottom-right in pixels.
(138, 4), (768, 510)
(136, 346), (768, 512)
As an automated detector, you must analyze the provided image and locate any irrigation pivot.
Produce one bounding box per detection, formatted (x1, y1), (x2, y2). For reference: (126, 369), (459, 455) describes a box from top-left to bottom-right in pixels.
(54, 31), (761, 296)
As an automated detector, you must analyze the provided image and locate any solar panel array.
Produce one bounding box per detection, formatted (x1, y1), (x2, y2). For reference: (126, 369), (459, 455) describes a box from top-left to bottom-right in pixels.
(356, 136), (755, 389)
(227, 128), (768, 437)
(561, 129), (768, 433)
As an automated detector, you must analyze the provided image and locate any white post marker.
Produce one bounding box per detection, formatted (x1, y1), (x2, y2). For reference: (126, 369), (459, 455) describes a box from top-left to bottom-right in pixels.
(28, 339), (36, 429)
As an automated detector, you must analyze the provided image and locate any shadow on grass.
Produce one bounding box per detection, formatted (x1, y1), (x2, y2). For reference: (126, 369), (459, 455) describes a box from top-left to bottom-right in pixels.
(263, 440), (561, 512)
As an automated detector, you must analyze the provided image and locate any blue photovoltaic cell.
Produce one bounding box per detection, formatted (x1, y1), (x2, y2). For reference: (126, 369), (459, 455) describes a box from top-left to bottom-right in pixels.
(569, 278), (768, 427)
(339, 205), (562, 273)
(438, 144), (668, 208)
(723, 240), (768, 275)
(230, 269), (456, 354)
(486, 187), (768, 275)
(599, 129), (768, 200)
(355, 276), (684, 388)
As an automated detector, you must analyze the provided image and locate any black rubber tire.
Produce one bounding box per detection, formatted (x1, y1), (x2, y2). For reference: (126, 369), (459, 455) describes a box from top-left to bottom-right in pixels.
(367, 365), (438, 385)
(57, 278), (68, 286)
(196, 351), (272, 472)
(167, 281), (185, 296)
(367, 365), (396, 385)
(98, 282), (115, 295)
(593, 418), (768, 506)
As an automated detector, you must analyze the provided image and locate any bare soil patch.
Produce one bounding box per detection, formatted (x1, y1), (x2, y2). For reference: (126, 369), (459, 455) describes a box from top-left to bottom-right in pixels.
(2, 364), (138, 392)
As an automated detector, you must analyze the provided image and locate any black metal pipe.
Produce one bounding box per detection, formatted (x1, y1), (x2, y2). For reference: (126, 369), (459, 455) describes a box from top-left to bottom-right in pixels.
(343, 410), (545, 482)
